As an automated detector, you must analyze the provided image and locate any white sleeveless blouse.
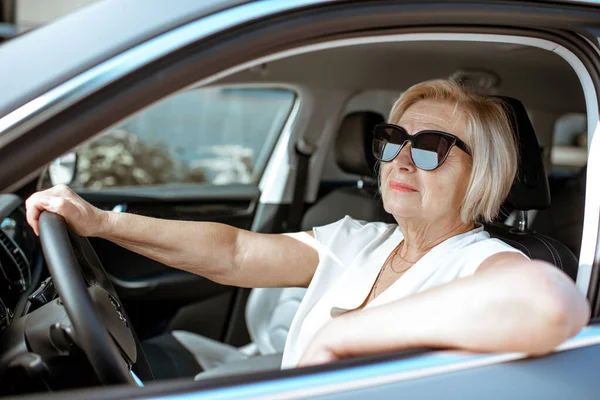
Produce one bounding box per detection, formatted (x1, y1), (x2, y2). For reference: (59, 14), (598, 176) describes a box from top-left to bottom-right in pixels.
(280, 216), (525, 368)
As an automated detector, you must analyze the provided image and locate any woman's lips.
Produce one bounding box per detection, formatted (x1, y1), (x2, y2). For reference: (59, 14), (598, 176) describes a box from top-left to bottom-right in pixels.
(389, 180), (418, 193)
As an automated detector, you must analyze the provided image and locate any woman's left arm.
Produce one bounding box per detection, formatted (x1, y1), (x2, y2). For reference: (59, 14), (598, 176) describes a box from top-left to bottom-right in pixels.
(298, 253), (590, 367)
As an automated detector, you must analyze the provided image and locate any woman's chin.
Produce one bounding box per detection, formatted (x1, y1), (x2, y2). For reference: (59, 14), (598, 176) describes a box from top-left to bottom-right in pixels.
(383, 203), (420, 219)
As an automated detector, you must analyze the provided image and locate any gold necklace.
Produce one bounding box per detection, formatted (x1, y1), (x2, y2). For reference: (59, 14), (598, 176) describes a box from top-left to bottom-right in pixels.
(372, 242), (415, 298)
(390, 242), (419, 273)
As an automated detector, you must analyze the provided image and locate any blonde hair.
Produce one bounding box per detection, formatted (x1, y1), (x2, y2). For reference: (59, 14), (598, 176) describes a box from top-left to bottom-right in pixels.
(387, 79), (518, 223)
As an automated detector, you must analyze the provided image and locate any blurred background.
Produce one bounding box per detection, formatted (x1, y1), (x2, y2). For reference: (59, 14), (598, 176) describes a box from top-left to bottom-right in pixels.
(1, 0), (97, 38)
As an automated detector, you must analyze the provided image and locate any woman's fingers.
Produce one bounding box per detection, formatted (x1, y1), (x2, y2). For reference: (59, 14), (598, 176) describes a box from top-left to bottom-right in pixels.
(25, 193), (45, 236)
(25, 190), (59, 236)
(25, 185), (99, 237)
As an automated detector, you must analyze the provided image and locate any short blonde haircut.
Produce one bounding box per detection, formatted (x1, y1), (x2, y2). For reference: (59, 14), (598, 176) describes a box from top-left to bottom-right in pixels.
(387, 79), (518, 223)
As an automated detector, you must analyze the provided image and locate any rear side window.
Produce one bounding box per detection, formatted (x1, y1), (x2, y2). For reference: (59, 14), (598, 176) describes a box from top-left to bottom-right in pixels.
(50, 87), (295, 190)
(551, 113), (587, 175)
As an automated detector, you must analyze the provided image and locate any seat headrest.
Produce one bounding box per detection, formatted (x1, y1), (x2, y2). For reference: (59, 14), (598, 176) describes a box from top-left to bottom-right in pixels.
(496, 96), (551, 211)
(335, 111), (385, 177)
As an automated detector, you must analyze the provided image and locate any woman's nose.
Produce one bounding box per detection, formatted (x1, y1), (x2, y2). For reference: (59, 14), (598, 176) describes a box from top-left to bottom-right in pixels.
(391, 142), (416, 171)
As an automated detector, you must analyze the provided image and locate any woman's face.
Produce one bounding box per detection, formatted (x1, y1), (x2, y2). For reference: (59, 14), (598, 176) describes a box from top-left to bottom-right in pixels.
(380, 100), (472, 225)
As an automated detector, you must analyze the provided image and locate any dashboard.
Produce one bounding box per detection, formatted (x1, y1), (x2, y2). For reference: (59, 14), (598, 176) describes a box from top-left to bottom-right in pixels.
(0, 195), (38, 335)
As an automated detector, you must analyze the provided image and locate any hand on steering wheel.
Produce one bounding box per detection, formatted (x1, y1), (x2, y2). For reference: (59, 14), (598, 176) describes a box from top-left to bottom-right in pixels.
(38, 211), (149, 385)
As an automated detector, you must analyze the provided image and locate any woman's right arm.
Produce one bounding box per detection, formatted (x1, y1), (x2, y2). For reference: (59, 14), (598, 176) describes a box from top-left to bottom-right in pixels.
(25, 185), (319, 288)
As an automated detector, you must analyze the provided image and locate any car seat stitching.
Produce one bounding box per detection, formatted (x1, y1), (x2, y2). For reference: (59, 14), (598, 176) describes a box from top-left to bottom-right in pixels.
(499, 238), (531, 258)
(531, 234), (561, 270)
(533, 233), (564, 271)
(532, 233), (562, 270)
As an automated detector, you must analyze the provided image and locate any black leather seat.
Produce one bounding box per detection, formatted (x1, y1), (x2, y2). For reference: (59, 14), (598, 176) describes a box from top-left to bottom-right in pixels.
(484, 97), (578, 280)
(301, 111), (392, 231)
(302, 100), (579, 281)
(531, 168), (586, 257)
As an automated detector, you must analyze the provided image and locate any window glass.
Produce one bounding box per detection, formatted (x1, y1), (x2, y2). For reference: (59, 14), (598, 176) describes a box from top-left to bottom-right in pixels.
(65, 87), (295, 190)
(551, 113), (587, 175)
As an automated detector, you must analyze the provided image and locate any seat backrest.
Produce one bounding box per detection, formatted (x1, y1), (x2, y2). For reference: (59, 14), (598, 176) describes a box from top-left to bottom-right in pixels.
(301, 111), (390, 230)
(531, 167), (586, 256)
(531, 115), (587, 256)
(484, 96), (578, 280)
(244, 287), (306, 354)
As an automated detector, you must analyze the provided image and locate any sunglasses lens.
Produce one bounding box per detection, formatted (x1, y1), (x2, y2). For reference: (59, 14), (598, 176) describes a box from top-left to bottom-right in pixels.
(373, 125), (457, 170)
(412, 132), (451, 170)
(373, 141), (402, 162)
(373, 126), (405, 161)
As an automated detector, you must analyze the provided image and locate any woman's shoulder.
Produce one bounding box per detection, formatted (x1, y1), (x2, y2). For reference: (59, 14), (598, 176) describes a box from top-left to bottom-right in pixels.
(311, 216), (399, 251)
(457, 228), (528, 258)
(339, 215), (397, 229)
(314, 215), (396, 238)
(440, 225), (527, 257)
(443, 229), (529, 278)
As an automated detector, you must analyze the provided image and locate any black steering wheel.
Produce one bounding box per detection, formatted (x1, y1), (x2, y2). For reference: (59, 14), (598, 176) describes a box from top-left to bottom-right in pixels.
(38, 211), (152, 385)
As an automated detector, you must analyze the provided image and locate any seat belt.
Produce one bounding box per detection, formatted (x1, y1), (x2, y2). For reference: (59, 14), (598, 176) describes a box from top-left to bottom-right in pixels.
(284, 138), (315, 232)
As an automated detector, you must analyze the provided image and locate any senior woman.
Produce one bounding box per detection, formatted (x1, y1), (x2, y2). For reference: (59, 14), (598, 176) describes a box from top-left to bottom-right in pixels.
(25, 79), (589, 369)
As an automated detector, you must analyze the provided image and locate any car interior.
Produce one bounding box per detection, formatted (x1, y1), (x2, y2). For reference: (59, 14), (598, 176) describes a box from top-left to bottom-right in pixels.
(0, 35), (591, 394)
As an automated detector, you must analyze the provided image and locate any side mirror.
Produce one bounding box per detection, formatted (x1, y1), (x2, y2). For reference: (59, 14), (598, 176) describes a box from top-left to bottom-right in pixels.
(48, 152), (78, 186)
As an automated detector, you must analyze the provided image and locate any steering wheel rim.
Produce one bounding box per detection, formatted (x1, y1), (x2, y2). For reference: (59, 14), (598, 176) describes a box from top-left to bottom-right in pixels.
(38, 211), (145, 385)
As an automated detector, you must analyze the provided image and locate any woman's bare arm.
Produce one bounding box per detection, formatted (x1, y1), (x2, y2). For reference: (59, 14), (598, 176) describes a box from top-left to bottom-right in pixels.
(298, 253), (590, 366)
(102, 212), (318, 287)
(26, 185), (318, 288)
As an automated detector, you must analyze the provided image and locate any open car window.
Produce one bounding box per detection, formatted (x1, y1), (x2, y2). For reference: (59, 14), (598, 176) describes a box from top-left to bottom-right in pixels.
(40, 87), (295, 190)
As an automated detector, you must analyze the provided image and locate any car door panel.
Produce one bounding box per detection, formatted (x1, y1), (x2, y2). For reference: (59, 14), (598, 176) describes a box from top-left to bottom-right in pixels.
(305, 341), (600, 399)
(79, 183), (257, 287)
(76, 183), (260, 205)
(76, 183), (259, 341)
(31, 334), (600, 400)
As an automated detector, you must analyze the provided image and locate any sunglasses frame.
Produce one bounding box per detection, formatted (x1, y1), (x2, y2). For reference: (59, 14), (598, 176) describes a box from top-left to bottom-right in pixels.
(372, 123), (472, 171)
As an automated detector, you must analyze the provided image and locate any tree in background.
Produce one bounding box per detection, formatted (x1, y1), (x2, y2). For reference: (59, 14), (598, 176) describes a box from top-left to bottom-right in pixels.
(40, 129), (208, 190)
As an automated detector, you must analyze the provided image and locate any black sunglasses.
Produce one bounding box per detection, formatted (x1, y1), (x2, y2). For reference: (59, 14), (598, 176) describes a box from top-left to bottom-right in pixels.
(372, 123), (472, 171)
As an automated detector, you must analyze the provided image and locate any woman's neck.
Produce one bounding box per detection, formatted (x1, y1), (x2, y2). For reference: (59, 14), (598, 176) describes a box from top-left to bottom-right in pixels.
(396, 217), (475, 261)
